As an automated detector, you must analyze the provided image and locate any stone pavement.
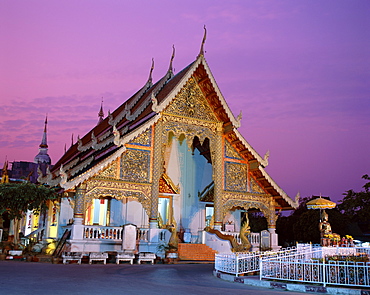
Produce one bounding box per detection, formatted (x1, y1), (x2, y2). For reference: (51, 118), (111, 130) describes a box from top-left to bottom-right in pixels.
(0, 260), (303, 295)
(0, 260), (369, 295)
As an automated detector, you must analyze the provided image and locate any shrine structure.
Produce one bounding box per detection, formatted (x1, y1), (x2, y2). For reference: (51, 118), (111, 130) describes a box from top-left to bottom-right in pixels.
(39, 32), (299, 256)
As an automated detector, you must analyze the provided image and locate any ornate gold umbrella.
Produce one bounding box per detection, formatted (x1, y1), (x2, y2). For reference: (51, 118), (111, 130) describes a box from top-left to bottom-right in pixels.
(306, 196), (336, 210)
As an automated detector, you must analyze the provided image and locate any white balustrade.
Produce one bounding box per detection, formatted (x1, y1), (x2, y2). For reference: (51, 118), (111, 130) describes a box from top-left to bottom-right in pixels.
(137, 228), (149, 242)
(84, 226), (123, 240)
(249, 233), (260, 245)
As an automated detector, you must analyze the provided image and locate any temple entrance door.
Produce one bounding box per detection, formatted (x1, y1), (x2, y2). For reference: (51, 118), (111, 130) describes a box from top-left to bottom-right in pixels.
(165, 134), (213, 240)
(86, 198), (111, 226)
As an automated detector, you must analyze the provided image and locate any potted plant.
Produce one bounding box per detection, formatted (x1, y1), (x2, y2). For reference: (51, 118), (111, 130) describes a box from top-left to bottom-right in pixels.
(0, 241), (15, 260)
(157, 243), (178, 264)
(22, 241), (40, 262)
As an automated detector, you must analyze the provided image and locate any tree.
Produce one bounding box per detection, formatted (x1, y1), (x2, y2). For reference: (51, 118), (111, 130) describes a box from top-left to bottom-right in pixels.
(277, 195), (349, 245)
(0, 182), (58, 243)
(338, 174), (370, 231)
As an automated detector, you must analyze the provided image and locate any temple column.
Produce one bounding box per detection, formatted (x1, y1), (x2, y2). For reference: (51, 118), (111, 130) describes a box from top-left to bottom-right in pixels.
(213, 123), (223, 231)
(71, 183), (86, 240)
(267, 200), (280, 251)
(149, 121), (163, 229)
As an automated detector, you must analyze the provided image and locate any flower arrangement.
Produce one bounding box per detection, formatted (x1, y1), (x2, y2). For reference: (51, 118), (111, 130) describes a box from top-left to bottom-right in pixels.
(333, 235), (340, 242)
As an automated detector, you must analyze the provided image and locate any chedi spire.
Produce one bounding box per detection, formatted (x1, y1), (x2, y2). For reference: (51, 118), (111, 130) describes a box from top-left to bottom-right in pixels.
(34, 115), (51, 165)
(98, 98), (104, 124)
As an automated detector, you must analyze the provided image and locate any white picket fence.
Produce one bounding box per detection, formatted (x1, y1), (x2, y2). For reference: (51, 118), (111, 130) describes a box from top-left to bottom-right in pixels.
(215, 244), (370, 288)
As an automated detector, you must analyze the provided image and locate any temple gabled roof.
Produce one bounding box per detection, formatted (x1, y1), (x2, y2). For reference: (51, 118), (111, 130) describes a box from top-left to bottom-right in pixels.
(47, 48), (298, 210)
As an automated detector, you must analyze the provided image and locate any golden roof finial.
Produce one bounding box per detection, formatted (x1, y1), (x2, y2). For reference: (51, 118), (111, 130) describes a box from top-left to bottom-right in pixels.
(148, 58), (154, 85)
(168, 45), (175, 73)
(198, 25), (207, 58)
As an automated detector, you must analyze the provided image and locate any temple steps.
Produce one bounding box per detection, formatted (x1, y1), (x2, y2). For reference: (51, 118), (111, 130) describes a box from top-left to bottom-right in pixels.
(178, 243), (217, 261)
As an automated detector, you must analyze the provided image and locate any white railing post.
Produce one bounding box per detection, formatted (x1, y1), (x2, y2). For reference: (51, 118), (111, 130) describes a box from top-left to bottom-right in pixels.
(259, 254), (263, 280)
(322, 256), (326, 287)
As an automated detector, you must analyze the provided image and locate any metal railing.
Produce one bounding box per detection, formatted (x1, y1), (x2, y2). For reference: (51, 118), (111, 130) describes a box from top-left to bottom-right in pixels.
(215, 245), (303, 276)
(215, 244), (370, 287)
(260, 245), (370, 287)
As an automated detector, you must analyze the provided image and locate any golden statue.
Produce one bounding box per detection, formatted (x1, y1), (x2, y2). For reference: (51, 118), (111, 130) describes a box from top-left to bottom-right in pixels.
(319, 210), (332, 237)
(319, 210), (340, 246)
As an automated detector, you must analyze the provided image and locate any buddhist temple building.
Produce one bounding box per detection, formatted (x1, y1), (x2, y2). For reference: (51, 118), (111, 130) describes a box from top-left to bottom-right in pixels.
(39, 32), (299, 256)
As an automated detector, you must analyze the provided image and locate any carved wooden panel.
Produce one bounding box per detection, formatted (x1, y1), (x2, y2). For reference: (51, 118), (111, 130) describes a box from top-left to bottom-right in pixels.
(224, 162), (248, 192)
(120, 148), (151, 183)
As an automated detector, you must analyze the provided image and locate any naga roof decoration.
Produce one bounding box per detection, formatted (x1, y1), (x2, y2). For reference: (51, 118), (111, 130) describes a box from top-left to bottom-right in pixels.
(44, 43), (298, 210)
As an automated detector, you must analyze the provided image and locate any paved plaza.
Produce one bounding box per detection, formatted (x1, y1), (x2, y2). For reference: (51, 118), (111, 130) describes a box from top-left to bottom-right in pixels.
(0, 261), (305, 295)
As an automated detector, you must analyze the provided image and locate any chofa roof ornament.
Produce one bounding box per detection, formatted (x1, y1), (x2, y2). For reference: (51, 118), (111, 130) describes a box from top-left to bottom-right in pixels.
(198, 25), (207, 58)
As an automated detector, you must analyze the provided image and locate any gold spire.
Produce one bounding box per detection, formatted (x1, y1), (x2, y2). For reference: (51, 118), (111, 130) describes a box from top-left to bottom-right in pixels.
(198, 25), (207, 58)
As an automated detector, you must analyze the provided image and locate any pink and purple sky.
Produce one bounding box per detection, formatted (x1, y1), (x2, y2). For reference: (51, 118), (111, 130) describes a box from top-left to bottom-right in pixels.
(1, 1), (369, 202)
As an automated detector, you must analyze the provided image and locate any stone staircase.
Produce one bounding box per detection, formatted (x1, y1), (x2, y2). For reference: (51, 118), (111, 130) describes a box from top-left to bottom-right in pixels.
(178, 243), (217, 261)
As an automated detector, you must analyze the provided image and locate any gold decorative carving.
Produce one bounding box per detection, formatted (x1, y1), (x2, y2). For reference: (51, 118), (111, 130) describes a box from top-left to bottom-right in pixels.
(99, 160), (118, 179)
(225, 140), (243, 160)
(120, 149), (151, 183)
(162, 118), (217, 151)
(74, 183), (86, 218)
(250, 177), (265, 194)
(128, 128), (152, 147)
(222, 199), (270, 219)
(150, 120), (164, 222)
(213, 125), (224, 227)
(164, 77), (218, 122)
(224, 162), (247, 192)
(85, 178), (151, 216)
(221, 192), (280, 227)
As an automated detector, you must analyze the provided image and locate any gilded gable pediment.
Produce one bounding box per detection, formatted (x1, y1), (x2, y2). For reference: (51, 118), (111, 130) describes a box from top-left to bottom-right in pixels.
(164, 77), (218, 122)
